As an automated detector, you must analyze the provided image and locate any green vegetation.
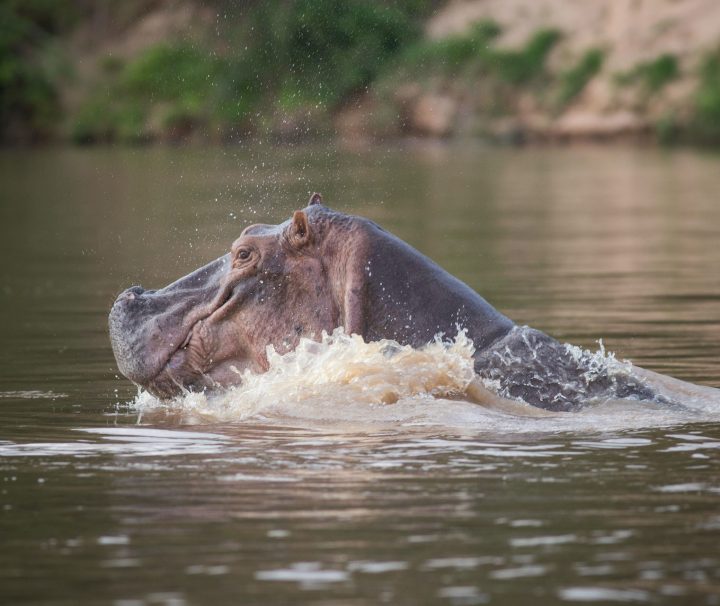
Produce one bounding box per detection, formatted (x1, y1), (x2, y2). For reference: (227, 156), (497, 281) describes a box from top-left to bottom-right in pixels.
(398, 21), (502, 72)
(70, 0), (428, 143)
(491, 29), (561, 85)
(73, 45), (229, 143)
(395, 21), (561, 85)
(638, 54), (679, 91)
(0, 0), (81, 142)
(616, 54), (679, 92)
(379, 21), (563, 122)
(611, 54), (681, 145)
(557, 49), (604, 107)
(4, 1), (720, 147)
(245, 0), (422, 107)
(691, 52), (720, 143)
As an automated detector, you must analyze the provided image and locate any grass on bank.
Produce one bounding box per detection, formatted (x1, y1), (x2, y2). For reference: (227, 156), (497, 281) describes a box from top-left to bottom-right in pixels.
(72, 0), (426, 143)
(71, 16), (570, 143)
(5, 1), (720, 146)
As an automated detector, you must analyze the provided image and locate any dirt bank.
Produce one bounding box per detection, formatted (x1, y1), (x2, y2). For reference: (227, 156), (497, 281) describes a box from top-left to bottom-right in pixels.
(333, 0), (720, 143)
(4, 0), (720, 145)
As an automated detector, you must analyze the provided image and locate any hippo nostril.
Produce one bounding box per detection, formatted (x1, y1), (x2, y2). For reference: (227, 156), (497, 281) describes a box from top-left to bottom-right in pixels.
(117, 285), (145, 302)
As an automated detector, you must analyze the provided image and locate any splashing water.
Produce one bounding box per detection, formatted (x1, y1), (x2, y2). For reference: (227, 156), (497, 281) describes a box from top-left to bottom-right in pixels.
(133, 327), (720, 433)
(135, 328), (477, 424)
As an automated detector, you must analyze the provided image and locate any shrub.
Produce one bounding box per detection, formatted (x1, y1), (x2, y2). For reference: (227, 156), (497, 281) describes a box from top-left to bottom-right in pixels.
(71, 2), (428, 144)
(395, 23), (559, 85)
(292, 0), (417, 103)
(491, 28), (562, 85)
(398, 20), (502, 72)
(557, 49), (604, 107)
(616, 54), (679, 92)
(121, 45), (223, 103)
(639, 54), (679, 91)
(0, 1), (73, 140)
(691, 52), (720, 143)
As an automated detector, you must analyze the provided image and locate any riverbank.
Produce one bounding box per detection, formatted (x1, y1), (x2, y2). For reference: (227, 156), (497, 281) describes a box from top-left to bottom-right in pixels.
(3, 0), (720, 146)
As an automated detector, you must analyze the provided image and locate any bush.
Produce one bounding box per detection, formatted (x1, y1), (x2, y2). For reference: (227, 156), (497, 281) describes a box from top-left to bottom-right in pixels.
(491, 29), (561, 85)
(616, 54), (679, 92)
(0, 1), (73, 141)
(639, 54), (679, 91)
(557, 49), (604, 107)
(395, 22), (559, 85)
(69, 1), (429, 142)
(121, 44), (223, 103)
(691, 52), (720, 143)
(398, 20), (502, 72)
(239, 0), (423, 107)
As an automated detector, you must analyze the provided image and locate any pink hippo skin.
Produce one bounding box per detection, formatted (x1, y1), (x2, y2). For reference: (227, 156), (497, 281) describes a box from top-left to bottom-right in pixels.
(110, 195), (666, 411)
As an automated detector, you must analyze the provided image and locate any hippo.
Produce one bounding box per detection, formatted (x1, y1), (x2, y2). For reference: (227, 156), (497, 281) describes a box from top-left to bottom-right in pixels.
(109, 194), (670, 412)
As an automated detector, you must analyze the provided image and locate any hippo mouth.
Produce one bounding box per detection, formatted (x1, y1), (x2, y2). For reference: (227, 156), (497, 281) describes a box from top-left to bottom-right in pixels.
(108, 256), (248, 398)
(145, 287), (250, 398)
(142, 319), (220, 399)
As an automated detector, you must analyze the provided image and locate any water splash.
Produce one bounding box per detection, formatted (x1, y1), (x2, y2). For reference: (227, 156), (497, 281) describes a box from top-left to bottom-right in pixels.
(135, 328), (477, 424)
(133, 327), (720, 432)
(475, 326), (665, 411)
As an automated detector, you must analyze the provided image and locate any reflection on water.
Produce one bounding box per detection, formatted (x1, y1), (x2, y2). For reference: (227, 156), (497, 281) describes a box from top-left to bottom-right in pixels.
(127, 326), (720, 435)
(2, 422), (720, 604)
(0, 143), (719, 605)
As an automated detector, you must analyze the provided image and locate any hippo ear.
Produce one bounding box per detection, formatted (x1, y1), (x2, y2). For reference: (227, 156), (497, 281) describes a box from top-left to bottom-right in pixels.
(289, 210), (312, 246)
(308, 192), (323, 206)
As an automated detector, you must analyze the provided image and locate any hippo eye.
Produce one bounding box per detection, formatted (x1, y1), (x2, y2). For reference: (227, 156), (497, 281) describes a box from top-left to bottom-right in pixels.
(237, 249), (251, 261)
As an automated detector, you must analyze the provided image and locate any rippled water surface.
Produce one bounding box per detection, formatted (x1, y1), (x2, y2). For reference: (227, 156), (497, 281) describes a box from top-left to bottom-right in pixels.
(1, 144), (719, 605)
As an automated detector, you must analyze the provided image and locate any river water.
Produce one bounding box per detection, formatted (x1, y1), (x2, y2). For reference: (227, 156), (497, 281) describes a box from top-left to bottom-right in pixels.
(1, 143), (719, 605)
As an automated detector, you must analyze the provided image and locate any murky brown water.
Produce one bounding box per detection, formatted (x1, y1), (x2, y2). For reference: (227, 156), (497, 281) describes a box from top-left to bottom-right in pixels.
(1, 143), (719, 605)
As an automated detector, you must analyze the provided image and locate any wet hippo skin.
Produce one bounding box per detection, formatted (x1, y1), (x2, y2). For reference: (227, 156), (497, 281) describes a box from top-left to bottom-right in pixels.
(109, 195), (664, 411)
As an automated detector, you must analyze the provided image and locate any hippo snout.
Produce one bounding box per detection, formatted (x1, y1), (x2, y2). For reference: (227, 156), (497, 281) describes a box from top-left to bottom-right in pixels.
(109, 285), (186, 387)
(109, 286), (160, 386)
(108, 253), (233, 393)
(118, 285), (146, 300)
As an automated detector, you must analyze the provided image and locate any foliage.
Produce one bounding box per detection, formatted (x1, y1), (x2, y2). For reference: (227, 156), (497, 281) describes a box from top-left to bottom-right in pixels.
(691, 52), (720, 143)
(398, 20), (502, 72)
(0, 0), (81, 141)
(71, 0), (429, 142)
(71, 92), (147, 144)
(73, 44), (224, 143)
(490, 29), (561, 85)
(7, 1), (720, 147)
(237, 0), (422, 108)
(556, 49), (604, 107)
(616, 54), (679, 92)
(394, 21), (560, 85)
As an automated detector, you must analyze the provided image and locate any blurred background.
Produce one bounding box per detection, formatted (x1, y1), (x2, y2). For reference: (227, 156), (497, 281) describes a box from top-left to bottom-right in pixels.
(3, 4), (720, 605)
(3, 0), (720, 147)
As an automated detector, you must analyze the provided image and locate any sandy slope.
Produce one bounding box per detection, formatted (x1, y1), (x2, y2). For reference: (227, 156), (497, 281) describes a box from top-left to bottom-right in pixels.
(421, 0), (720, 137)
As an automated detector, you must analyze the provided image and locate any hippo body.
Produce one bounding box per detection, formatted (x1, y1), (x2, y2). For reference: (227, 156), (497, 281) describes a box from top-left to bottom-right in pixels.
(109, 198), (664, 411)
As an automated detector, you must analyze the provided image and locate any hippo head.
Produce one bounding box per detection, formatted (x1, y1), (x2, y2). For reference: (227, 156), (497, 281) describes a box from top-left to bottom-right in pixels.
(109, 195), (512, 399)
(110, 194), (356, 398)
